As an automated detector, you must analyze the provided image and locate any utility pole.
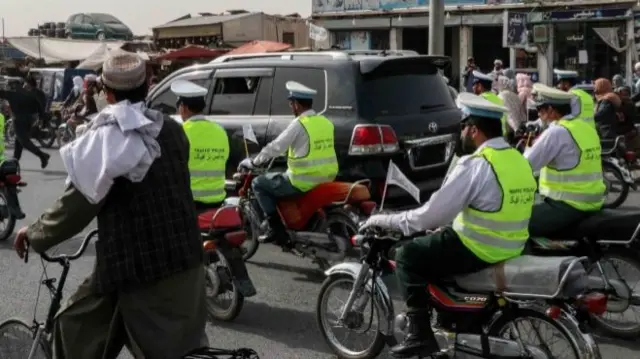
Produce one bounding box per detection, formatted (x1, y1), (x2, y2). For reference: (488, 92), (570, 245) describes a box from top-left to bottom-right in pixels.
(428, 0), (445, 55)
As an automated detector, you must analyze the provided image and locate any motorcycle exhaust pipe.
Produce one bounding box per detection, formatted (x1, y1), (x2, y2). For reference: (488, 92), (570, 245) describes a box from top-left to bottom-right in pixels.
(292, 231), (348, 262)
(394, 314), (549, 359)
(587, 275), (631, 299)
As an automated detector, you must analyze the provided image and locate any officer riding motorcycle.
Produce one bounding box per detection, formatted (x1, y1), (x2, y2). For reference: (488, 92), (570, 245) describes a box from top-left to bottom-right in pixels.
(524, 83), (605, 238)
(171, 80), (229, 210)
(237, 81), (338, 247)
(472, 70), (509, 136)
(554, 69), (596, 128)
(361, 93), (537, 359)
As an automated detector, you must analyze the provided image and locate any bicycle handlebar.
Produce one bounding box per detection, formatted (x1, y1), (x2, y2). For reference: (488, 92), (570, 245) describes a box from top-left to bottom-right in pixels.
(39, 229), (98, 264)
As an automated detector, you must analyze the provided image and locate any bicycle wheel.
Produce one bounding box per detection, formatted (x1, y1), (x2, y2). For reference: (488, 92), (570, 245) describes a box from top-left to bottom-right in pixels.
(0, 319), (51, 359)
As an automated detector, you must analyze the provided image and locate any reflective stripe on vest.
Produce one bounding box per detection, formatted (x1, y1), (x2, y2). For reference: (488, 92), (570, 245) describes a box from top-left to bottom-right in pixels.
(288, 115), (338, 192)
(481, 92), (508, 135)
(0, 114), (4, 161)
(570, 88), (595, 128)
(539, 119), (605, 211)
(453, 146), (537, 264)
(183, 118), (229, 204)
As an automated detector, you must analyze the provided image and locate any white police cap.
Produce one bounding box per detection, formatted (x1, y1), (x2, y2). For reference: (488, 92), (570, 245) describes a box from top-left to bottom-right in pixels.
(532, 83), (574, 106)
(456, 92), (508, 120)
(472, 70), (493, 83)
(286, 81), (317, 100)
(553, 69), (578, 80)
(170, 79), (207, 98)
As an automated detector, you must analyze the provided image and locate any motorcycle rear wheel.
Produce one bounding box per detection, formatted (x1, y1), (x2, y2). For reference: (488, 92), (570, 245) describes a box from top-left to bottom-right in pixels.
(0, 190), (16, 241)
(239, 201), (260, 261)
(312, 208), (358, 271)
(602, 161), (630, 209)
(589, 249), (640, 339)
(204, 250), (244, 322)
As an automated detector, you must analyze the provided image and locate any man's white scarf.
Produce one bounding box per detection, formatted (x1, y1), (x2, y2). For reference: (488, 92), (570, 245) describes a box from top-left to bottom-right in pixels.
(60, 100), (164, 204)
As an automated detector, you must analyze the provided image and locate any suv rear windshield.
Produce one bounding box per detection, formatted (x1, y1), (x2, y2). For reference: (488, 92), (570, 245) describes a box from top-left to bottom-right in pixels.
(357, 59), (455, 117)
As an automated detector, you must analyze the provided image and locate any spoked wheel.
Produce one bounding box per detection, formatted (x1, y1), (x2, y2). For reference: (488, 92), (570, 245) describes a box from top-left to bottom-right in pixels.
(589, 250), (640, 339)
(0, 190), (16, 241)
(316, 274), (389, 359)
(239, 202), (260, 261)
(0, 319), (50, 359)
(602, 161), (630, 209)
(314, 209), (359, 271)
(488, 308), (580, 359)
(204, 250), (244, 322)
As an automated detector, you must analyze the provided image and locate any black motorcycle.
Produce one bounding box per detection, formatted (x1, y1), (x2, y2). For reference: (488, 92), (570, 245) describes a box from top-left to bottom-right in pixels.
(601, 136), (636, 209)
(0, 159), (26, 241)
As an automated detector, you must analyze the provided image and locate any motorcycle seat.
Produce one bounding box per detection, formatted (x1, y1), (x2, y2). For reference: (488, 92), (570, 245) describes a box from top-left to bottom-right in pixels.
(197, 207), (242, 231)
(546, 209), (640, 241)
(454, 255), (586, 298)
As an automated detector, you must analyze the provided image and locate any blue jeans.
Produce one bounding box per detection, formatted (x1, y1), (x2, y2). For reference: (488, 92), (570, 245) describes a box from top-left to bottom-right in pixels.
(252, 172), (301, 216)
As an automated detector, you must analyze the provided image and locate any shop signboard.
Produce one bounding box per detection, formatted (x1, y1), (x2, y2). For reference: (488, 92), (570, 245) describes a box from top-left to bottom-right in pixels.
(545, 8), (630, 21)
(312, 0), (483, 13)
(503, 11), (528, 48)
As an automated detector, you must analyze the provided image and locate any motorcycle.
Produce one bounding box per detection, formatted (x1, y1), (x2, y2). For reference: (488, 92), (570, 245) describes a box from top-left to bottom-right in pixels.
(30, 114), (57, 148)
(0, 159), (26, 241)
(317, 227), (602, 359)
(227, 166), (375, 268)
(4, 117), (15, 147)
(197, 204), (257, 322)
(601, 136), (635, 209)
(528, 208), (640, 339)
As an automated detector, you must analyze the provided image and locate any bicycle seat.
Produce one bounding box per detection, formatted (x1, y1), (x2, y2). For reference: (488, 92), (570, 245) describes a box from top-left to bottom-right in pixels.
(546, 209), (640, 241)
(197, 207), (242, 231)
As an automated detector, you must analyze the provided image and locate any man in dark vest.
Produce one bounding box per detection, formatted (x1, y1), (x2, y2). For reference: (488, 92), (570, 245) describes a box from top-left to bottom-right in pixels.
(13, 51), (207, 359)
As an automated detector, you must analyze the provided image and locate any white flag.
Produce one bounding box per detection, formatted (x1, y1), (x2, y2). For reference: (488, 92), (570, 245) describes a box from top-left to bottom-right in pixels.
(242, 124), (258, 144)
(386, 161), (420, 204)
(309, 23), (328, 42)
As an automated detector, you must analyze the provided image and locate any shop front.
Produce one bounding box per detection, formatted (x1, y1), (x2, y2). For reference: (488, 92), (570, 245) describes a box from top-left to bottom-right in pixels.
(543, 7), (633, 82)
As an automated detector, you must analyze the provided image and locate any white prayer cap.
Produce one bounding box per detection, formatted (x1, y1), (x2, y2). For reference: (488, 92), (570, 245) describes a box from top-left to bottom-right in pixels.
(286, 81), (317, 100)
(532, 83), (574, 106)
(456, 92), (508, 121)
(494, 59), (503, 65)
(171, 80), (207, 98)
(84, 74), (98, 82)
(472, 70), (493, 83)
(101, 50), (146, 91)
(553, 69), (578, 80)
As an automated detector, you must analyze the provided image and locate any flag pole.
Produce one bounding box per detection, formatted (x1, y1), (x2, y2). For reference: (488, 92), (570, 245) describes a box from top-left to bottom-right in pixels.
(379, 179), (389, 212)
(243, 139), (249, 158)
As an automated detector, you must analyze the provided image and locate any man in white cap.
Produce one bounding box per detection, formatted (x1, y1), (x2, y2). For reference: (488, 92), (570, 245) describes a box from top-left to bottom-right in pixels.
(472, 70), (508, 136)
(171, 79), (230, 210)
(362, 93), (536, 358)
(13, 50), (207, 358)
(554, 69), (595, 128)
(490, 59), (504, 81)
(238, 81), (338, 246)
(525, 83), (605, 237)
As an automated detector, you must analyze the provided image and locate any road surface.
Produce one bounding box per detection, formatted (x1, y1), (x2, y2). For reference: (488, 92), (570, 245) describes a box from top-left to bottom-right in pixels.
(0, 148), (638, 358)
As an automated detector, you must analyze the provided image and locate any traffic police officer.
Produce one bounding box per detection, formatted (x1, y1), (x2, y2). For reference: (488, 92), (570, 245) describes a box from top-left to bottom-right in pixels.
(471, 70), (508, 136)
(554, 69), (596, 128)
(362, 93), (537, 358)
(525, 83), (605, 237)
(171, 80), (230, 210)
(238, 81), (338, 245)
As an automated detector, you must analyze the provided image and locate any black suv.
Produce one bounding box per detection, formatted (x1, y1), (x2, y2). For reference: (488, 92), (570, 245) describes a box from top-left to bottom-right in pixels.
(146, 51), (461, 205)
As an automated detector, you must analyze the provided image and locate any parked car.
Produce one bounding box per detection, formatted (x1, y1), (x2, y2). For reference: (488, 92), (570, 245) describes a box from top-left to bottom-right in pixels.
(65, 13), (133, 41)
(146, 51), (461, 206)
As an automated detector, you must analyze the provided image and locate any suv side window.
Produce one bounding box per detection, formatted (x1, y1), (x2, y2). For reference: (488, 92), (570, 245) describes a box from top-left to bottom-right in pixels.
(149, 77), (211, 114)
(72, 15), (83, 24)
(210, 77), (260, 115)
(270, 67), (326, 116)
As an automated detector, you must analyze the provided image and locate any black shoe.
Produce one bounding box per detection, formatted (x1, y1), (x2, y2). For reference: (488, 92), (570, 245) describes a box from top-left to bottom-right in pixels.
(259, 216), (289, 246)
(390, 310), (440, 358)
(40, 153), (50, 169)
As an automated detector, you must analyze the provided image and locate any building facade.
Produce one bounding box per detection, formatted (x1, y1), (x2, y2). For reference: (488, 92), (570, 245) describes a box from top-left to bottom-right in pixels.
(153, 12), (310, 49)
(312, 0), (637, 89)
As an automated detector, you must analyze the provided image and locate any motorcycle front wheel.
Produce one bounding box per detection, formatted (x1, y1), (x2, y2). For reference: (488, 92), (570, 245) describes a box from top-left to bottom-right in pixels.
(602, 161), (630, 209)
(239, 200), (260, 261)
(204, 250), (244, 322)
(316, 274), (391, 359)
(0, 190), (16, 241)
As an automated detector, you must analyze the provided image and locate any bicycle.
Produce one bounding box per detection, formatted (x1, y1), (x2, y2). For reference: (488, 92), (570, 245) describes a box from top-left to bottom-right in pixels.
(0, 230), (260, 359)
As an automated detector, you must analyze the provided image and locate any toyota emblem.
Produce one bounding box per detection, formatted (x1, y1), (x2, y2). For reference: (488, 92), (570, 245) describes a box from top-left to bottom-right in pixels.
(428, 122), (438, 133)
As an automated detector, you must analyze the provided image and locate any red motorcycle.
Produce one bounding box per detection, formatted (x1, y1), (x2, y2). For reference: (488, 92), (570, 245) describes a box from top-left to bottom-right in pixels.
(197, 205), (257, 322)
(227, 167), (376, 269)
(0, 159), (26, 241)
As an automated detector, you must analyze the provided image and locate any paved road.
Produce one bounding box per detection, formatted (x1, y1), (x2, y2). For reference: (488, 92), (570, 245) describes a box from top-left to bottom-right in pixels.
(0, 149), (638, 358)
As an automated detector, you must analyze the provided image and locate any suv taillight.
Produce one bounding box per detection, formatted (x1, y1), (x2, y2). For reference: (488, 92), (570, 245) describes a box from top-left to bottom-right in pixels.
(349, 125), (399, 155)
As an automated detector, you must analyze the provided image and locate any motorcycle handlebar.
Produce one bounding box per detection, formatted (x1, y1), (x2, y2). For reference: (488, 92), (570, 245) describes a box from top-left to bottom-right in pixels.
(39, 229), (98, 264)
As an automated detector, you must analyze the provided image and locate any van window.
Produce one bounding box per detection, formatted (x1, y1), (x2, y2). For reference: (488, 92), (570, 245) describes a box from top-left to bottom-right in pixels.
(270, 68), (326, 116)
(210, 77), (260, 115)
(358, 62), (455, 118)
(149, 78), (211, 114)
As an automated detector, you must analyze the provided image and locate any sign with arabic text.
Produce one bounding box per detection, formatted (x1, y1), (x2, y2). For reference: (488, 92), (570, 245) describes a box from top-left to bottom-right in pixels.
(503, 11), (528, 48)
(547, 8), (630, 21)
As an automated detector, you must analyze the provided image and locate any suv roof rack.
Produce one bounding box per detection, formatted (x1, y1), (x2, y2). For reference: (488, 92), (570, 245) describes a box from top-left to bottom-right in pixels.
(210, 49), (419, 64)
(331, 49), (419, 56)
